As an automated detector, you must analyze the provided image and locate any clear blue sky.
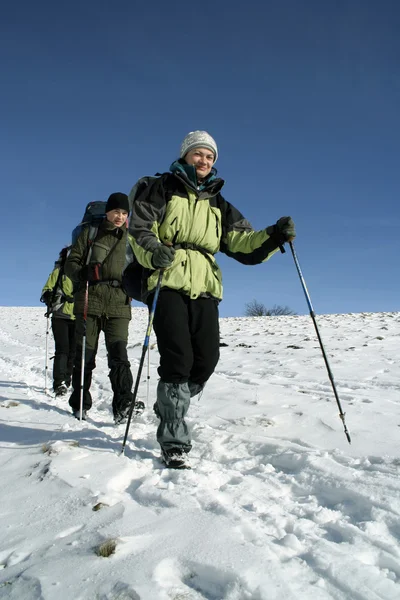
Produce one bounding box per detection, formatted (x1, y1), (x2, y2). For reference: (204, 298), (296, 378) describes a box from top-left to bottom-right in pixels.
(1, 0), (399, 317)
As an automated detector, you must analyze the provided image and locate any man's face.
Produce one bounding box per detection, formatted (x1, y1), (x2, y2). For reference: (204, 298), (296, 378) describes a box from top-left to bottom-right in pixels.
(184, 147), (215, 180)
(106, 209), (128, 227)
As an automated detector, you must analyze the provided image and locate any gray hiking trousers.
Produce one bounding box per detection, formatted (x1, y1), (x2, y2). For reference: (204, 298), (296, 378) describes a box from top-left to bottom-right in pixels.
(155, 380), (203, 452)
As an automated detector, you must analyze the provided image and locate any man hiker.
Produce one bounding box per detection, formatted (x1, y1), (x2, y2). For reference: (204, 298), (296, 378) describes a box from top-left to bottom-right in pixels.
(65, 192), (142, 422)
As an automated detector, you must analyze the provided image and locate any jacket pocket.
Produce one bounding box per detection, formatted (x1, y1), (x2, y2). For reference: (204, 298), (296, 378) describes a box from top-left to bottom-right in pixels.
(161, 216), (179, 244)
(209, 207), (222, 251)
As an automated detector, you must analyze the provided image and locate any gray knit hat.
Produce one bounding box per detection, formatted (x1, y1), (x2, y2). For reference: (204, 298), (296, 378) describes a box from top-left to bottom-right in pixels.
(180, 130), (218, 162)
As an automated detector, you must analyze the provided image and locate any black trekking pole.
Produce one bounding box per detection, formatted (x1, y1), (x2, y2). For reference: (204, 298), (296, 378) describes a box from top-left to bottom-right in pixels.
(44, 311), (51, 395)
(286, 241), (351, 444)
(120, 269), (163, 455)
(78, 280), (89, 421)
(79, 240), (95, 422)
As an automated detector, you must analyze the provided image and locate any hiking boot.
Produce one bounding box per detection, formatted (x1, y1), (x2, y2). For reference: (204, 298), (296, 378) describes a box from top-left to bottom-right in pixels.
(114, 400), (145, 425)
(134, 400), (145, 414)
(161, 448), (191, 470)
(114, 410), (128, 425)
(72, 409), (87, 421)
(54, 383), (68, 397)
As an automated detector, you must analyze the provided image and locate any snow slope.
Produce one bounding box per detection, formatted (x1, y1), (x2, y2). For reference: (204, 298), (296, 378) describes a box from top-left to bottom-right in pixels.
(0, 307), (399, 600)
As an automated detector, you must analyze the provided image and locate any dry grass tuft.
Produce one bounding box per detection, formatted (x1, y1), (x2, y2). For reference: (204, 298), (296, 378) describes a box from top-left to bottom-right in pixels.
(41, 443), (52, 454)
(95, 539), (117, 558)
(92, 502), (109, 512)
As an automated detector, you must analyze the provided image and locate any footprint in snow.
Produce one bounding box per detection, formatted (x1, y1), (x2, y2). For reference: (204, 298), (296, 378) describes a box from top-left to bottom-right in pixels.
(0, 574), (43, 598)
(0, 548), (32, 568)
(99, 581), (141, 599)
(153, 557), (254, 600)
(55, 524), (85, 539)
(27, 460), (51, 482)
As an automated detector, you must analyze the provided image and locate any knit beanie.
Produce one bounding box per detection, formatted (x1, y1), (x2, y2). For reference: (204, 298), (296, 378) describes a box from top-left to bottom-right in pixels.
(180, 131), (218, 163)
(105, 192), (129, 213)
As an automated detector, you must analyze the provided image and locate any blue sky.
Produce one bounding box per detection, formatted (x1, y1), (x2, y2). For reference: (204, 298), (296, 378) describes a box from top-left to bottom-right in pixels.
(1, 0), (399, 317)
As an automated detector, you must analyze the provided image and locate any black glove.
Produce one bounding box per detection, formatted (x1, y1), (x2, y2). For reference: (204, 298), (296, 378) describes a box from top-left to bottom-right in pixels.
(79, 263), (102, 282)
(152, 244), (176, 269)
(267, 216), (296, 243)
(40, 291), (53, 307)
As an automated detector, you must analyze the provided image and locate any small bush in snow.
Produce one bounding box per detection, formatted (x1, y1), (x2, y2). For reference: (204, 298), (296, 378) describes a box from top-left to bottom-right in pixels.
(95, 539), (117, 557)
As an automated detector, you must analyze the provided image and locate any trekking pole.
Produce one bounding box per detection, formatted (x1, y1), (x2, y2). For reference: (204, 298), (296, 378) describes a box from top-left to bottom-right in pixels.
(146, 343), (150, 406)
(44, 312), (50, 395)
(79, 280), (89, 422)
(120, 269), (163, 455)
(288, 241), (351, 444)
(77, 235), (97, 422)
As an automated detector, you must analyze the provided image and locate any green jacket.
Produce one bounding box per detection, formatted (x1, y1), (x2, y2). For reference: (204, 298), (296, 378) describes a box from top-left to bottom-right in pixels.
(128, 162), (281, 300)
(65, 219), (131, 319)
(41, 267), (75, 320)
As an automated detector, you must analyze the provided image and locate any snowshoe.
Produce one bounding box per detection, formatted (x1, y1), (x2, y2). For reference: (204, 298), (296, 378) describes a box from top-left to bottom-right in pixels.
(161, 448), (191, 470)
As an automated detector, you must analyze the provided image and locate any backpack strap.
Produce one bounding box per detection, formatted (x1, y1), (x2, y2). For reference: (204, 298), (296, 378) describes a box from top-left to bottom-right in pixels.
(100, 235), (120, 267)
(84, 224), (99, 265)
(85, 224), (122, 267)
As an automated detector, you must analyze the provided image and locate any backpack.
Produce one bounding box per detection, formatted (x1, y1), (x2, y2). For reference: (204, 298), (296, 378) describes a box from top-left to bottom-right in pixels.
(122, 174), (164, 303)
(42, 246), (73, 314)
(72, 201), (107, 245)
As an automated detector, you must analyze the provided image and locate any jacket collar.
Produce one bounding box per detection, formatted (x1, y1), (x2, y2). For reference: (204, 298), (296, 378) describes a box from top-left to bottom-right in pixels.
(169, 159), (224, 194)
(100, 218), (126, 238)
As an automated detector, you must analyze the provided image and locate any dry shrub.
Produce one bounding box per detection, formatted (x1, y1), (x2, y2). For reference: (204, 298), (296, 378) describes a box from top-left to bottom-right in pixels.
(95, 539), (117, 558)
(92, 502), (109, 512)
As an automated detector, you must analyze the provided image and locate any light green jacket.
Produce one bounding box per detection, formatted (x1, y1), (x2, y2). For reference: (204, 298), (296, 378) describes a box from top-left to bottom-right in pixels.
(128, 166), (281, 301)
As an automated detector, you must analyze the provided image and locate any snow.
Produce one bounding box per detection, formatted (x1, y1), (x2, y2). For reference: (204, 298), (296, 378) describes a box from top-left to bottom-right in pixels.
(0, 307), (399, 599)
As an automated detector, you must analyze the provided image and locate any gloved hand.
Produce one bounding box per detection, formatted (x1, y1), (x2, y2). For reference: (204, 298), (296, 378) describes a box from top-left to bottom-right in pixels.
(40, 291), (53, 306)
(152, 244), (176, 269)
(267, 216), (296, 243)
(79, 263), (102, 282)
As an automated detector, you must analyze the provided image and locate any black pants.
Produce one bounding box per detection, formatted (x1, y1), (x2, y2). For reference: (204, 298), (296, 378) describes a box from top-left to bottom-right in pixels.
(69, 314), (133, 415)
(51, 317), (76, 389)
(151, 290), (220, 385)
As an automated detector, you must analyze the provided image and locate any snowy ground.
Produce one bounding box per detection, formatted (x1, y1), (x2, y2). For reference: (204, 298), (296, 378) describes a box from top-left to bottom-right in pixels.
(0, 307), (399, 600)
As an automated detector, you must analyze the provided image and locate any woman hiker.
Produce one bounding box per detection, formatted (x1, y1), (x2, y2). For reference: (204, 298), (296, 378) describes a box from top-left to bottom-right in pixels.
(127, 131), (296, 468)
